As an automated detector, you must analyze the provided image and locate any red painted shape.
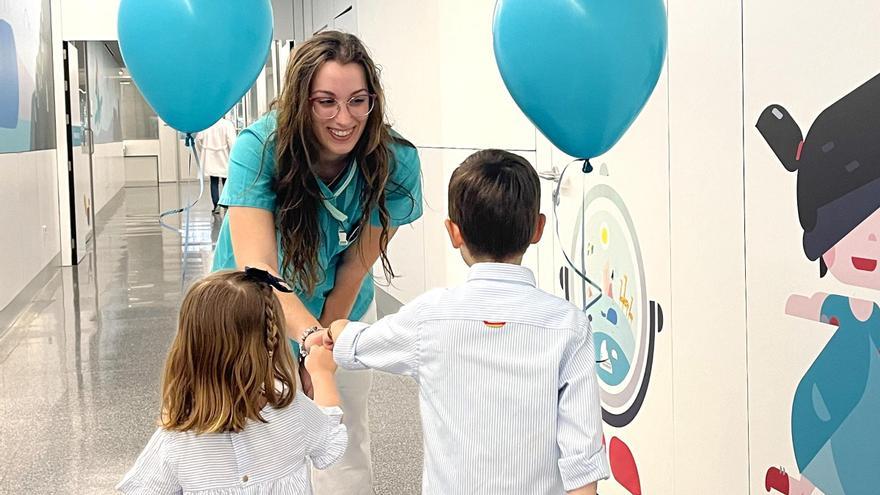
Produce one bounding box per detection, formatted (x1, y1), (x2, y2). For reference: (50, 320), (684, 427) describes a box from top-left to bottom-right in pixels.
(765, 467), (791, 494)
(795, 140), (804, 161)
(851, 256), (878, 272)
(609, 437), (642, 495)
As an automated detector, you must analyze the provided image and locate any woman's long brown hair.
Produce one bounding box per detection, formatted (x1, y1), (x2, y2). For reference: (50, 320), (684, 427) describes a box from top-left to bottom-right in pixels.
(271, 31), (405, 293)
(161, 271), (297, 433)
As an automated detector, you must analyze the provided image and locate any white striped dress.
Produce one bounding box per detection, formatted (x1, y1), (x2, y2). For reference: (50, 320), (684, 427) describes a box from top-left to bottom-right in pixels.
(117, 390), (347, 494)
(334, 262), (610, 494)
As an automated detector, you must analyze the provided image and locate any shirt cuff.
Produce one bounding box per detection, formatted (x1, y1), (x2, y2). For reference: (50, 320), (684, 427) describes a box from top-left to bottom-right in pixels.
(558, 448), (611, 491)
(333, 321), (371, 370)
(318, 405), (344, 424)
(311, 406), (348, 470)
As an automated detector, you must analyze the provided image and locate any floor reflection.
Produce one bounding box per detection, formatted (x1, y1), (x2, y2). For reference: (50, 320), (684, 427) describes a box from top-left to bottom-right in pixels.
(0, 181), (422, 494)
(0, 183), (216, 493)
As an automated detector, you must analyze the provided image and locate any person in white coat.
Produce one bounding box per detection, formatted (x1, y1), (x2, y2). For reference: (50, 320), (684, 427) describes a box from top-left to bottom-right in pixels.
(197, 116), (237, 214)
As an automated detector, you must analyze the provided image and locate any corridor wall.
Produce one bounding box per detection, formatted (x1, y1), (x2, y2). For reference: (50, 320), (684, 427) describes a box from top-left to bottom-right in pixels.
(357, 0), (880, 493)
(744, 2), (880, 494)
(0, 0), (64, 312)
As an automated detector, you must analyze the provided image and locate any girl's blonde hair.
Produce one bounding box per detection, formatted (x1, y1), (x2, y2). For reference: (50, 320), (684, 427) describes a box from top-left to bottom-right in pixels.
(160, 270), (297, 433)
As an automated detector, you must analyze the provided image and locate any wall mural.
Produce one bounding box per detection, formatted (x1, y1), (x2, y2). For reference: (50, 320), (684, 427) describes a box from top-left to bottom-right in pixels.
(0, 0), (55, 153)
(559, 164), (666, 495)
(756, 73), (880, 495)
(87, 41), (123, 145)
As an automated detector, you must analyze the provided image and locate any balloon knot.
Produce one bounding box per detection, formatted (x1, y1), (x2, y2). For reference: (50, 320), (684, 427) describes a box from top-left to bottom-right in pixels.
(582, 159), (593, 174)
(185, 133), (195, 147)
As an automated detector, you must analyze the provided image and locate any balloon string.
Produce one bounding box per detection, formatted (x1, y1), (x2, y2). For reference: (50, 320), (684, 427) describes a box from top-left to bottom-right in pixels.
(158, 132), (204, 286)
(553, 158), (602, 311)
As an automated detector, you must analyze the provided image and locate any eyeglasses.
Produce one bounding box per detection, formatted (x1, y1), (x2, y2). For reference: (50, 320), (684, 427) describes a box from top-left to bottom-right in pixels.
(310, 93), (377, 120)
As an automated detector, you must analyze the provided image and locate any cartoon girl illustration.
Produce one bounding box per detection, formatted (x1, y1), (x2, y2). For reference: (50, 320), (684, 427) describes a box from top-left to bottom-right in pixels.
(756, 73), (880, 495)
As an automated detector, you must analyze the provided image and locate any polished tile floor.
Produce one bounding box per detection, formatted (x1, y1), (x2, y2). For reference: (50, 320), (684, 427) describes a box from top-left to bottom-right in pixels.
(0, 184), (422, 494)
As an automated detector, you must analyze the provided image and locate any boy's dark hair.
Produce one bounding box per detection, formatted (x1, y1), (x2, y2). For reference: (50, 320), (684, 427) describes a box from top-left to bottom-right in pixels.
(448, 149), (541, 261)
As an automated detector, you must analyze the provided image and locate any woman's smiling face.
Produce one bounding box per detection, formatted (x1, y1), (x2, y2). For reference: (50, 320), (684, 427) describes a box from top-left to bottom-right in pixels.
(309, 61), (370, 165)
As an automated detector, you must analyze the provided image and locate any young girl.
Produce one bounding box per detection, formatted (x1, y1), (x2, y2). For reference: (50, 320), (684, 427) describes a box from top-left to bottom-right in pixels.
(757, 73), (880, 495)
(117, 268), (347, 494)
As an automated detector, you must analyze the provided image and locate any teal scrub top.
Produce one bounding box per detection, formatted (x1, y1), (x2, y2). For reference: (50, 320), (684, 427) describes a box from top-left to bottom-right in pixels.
(211, 113), (423, 321)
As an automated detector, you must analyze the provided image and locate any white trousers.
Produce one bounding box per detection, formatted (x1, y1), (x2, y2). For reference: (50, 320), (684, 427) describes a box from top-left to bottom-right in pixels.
(311, 302), (376, 495)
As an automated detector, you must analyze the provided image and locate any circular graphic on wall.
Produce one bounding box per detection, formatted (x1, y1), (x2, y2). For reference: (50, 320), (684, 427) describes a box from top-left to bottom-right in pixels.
(564, 181), (663, 427)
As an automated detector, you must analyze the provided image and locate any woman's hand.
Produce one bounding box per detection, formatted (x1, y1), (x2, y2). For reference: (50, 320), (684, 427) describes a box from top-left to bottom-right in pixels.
(305, 320), (350, 352)
(304, 329), (331, 353)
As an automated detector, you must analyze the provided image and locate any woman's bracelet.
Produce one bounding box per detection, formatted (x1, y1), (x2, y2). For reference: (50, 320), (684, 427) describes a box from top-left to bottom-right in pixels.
(299, 325), (322, 358)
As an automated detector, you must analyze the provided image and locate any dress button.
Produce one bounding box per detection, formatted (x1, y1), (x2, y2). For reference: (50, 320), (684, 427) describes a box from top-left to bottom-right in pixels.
(242, 475), (249, 483)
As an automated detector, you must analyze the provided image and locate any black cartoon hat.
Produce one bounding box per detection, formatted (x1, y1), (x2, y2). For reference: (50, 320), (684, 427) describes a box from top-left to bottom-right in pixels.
(757, 73), (880, 263)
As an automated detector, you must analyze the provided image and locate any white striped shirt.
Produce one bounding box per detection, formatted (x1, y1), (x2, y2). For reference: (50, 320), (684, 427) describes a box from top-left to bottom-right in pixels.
(117, 391), (347, 494)
(334, 263), (610, 494)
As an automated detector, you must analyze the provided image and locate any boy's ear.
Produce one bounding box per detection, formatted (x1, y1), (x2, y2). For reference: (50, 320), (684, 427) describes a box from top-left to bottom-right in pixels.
(445, 219), (464, 249)
(531, 213), (547, 244)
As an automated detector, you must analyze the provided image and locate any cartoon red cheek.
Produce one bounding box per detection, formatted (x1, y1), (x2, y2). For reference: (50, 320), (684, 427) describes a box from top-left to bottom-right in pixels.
(823, 248), (837, 269)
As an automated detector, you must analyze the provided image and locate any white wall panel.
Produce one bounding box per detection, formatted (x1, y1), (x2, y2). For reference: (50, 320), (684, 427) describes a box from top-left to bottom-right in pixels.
(668, 0), (749, 491)
(357, 0), (535, 150)
(0, 150), (61, 310)
(60, 0), (119, 40)
(92, 142), (125, 212)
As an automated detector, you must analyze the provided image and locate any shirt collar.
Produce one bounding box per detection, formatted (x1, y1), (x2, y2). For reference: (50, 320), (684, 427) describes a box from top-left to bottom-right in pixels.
(466, 263), (537, 287)
(317, 159), (358, 223)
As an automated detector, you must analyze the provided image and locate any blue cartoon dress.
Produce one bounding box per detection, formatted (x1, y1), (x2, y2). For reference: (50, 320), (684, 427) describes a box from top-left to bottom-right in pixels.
(791, 294), (880, 495)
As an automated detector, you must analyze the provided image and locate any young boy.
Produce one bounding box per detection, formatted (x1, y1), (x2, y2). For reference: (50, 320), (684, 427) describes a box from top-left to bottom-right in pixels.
(312, 149), (609, 494)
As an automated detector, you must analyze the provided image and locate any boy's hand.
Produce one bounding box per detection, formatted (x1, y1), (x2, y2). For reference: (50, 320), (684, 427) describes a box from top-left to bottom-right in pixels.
(326, 319), (350, 349)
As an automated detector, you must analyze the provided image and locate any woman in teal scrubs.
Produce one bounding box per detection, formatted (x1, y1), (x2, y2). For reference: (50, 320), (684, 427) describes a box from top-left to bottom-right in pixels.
(212, 31), (422, 494)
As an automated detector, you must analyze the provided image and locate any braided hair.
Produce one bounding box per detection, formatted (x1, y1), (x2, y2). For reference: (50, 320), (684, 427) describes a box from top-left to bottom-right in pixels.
(160, 270), (298, 433)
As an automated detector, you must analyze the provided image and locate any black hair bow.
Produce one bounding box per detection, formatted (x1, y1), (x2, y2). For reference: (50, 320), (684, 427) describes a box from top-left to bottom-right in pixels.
(244, 267), (294, 293)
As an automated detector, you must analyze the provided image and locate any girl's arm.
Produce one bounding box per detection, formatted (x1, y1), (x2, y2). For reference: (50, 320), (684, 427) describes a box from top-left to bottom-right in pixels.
(319, 224), (397, 326)
(302, 350), (347, 470)
(304, 344), (340, 408)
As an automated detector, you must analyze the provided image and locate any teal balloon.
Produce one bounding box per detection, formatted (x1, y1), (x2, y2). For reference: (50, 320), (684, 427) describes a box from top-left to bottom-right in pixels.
(493, 0), (667, 159)
(118, 0), (273, 133)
